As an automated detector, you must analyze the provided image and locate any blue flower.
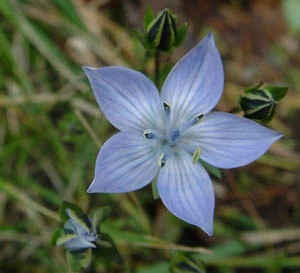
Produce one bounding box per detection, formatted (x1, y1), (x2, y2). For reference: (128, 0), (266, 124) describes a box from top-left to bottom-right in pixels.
(83, 33), (282, 235)
(56, 208), (98, 252)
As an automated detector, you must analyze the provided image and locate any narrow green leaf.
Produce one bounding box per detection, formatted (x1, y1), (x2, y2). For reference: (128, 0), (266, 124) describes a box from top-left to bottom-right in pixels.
(245, 82), (264, 93)
(51, 0), (85, 29)
(51, 228), (63, 246)
(265, 86), (288, 101)
(143, 4), (155, 30)
(0, 29), (14, 73)
(66, 251), (81, 271)
(56, 232), (77, 247)
(200, 160), (222, 179)
(174, 22), (189, 47)
(137, 262), (169, 273)
(91, 206), (111, 232)
(75, 248), (93, 268)
(170, 254), (206, 273)
(0, 0), (77, 80)
(134, 29), (151, 50)
(94, 233), (124, 264)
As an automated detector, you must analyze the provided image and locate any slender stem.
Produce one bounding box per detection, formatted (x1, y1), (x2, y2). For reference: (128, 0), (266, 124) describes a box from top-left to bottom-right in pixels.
(74, 109), (102, 148)
(0, 178), (60, 222)
(229, 106), (242, 114)
(154, 50), (160, 87)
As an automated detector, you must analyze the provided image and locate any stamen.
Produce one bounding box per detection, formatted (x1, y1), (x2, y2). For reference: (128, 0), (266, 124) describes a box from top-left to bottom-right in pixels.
(143, 129), (154, 139)
(158, 144), (170, 167)
(158, 152), (167, 167)
(163, 101), (171, 115)
(143, 129), (163, 140)
(192, 147), (201, 164)
(180, 114), (204, 133)
(191, 114), (204, 126)
(163, 101), (171, 129)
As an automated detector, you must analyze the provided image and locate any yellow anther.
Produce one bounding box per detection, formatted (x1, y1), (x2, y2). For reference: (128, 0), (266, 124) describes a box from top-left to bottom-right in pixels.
(192, 147), (201, 164)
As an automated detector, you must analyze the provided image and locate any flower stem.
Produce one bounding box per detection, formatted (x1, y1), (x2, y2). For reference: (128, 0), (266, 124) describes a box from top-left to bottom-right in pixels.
(154, 50), (160, 87)
(229, 106), (242, 114)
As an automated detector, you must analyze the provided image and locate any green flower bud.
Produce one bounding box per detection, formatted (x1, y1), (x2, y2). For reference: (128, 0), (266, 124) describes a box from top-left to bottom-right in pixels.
(138, 6), (188, 54)
(239, 83), (288, 123)
(146, 9), (176, 52)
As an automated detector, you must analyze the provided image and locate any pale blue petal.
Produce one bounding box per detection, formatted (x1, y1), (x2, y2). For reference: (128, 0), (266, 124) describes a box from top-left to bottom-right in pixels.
(64, 238), (96, 252)
(87, 132), (160, 193)
(182, 112), (283, 169)
(65, 219), (88, 236)
(157, 150), (215, 235)
(161, 33), (224, 128)
(83, 66), (163, 133)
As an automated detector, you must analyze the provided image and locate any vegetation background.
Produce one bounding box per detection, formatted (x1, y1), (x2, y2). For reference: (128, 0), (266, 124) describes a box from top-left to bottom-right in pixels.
(0, 0), (300, 272)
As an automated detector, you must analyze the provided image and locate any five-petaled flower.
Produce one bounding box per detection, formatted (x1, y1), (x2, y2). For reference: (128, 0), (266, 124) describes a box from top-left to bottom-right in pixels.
(83, 33), (282, 235)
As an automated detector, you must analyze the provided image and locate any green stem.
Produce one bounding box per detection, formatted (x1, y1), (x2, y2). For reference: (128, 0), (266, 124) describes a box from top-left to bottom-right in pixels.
(229, 106), (242, 114)
(154, 50), (160, 87)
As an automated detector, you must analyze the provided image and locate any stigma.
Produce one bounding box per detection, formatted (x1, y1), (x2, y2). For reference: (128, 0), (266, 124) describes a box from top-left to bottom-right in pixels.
(143, 101), (205, 167)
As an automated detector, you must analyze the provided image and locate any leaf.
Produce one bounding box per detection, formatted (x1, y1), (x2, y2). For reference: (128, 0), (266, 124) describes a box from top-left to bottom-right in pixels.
(101, 224), (211, 254)
(245, 82), (264, 94)
(143, 4), (155, 30)
(91, 206), (111, 232)
(94, 233), (123, 265)
(51, 228), (63, 246)
(265, 86), (288, 101)
(134, 29), (152, 51)
(67, 248), (93, 270)
(51, 0), (85, 29)
(199, 160), (222, 179)
(170, 254), (206, 273)
(55, 232), (77, 247)
(174, 22), (189, 47)
(75, 248), (93, 268)
(137, 262), (169, 273)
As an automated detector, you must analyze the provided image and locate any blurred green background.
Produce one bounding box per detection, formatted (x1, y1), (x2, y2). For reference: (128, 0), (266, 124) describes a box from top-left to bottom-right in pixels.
(0, 0), (300, 272)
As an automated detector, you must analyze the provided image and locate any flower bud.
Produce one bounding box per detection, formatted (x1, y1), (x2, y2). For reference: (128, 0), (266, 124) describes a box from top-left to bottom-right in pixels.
(146, 9), (177, 52)
(52, 202), (112, 269)
(138, 6), (188, 53)
(239, 83), (287, 122)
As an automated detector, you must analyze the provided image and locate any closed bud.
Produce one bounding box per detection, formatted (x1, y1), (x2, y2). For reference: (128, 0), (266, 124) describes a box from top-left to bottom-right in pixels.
(146, 9), (176, 52)
(239, 89), (276, 122)
(239, 83), (287, 123)
(139, 6), (188, 53)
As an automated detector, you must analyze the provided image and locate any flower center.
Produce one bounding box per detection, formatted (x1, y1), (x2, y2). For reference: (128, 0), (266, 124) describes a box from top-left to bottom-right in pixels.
(143, 101), (204, 167)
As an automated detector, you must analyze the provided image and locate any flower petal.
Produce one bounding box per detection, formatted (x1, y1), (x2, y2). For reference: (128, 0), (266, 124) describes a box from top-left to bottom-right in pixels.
(161, 33), (224, 127)
(87, 132), (160, 193)
(183, 112), (283, 169)
(157, 150), (215, 235)
(83, 66), (163, 133)
(64, 238), (96, 252)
